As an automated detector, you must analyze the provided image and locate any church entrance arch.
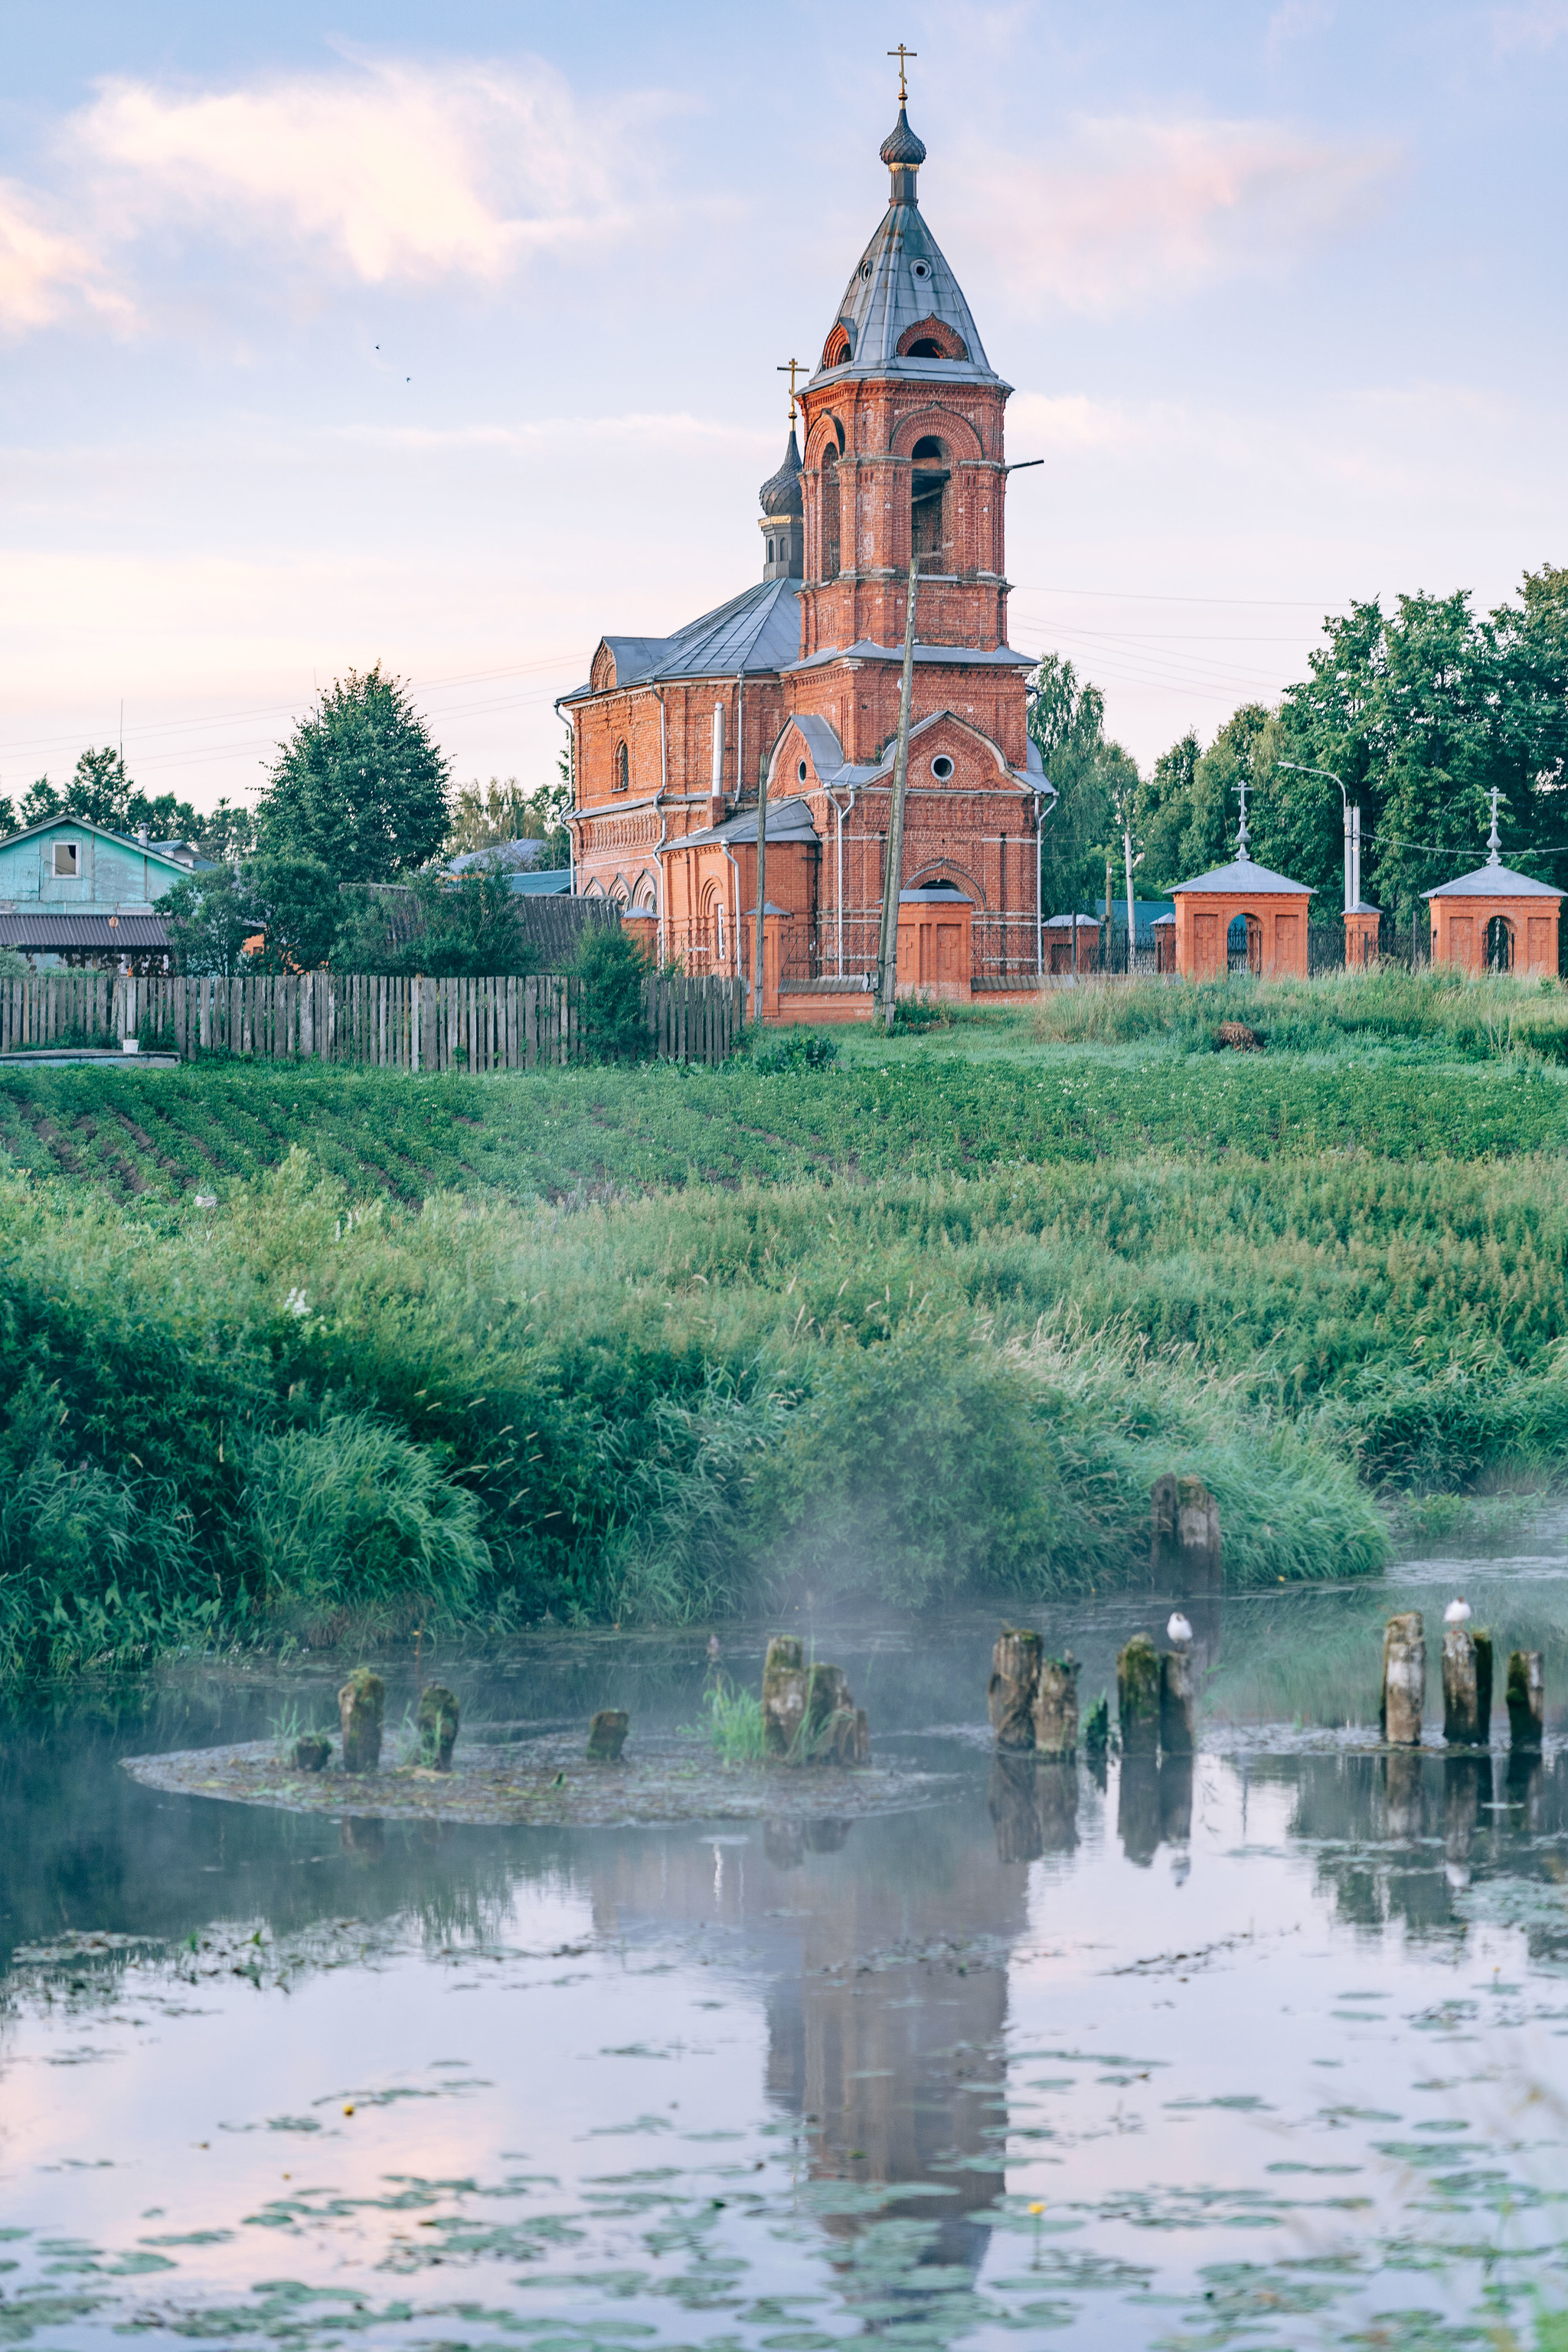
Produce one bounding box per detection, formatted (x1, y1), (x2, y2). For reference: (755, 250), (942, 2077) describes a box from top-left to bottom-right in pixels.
(1227, 912), (1263, 975)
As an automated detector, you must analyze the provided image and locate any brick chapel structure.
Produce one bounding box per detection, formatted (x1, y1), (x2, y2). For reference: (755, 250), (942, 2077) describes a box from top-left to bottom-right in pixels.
(560, 90), (1052, 1014)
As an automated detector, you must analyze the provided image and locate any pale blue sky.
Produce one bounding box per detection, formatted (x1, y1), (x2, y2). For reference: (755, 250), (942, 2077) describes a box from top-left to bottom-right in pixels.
(3, 0), (1566, 808)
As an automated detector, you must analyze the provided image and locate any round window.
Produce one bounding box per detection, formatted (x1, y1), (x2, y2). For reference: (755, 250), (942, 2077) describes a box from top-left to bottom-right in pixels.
(797, 760), (808, 782)
(912, 260), (931, 282)
(930, 753), (955, 782)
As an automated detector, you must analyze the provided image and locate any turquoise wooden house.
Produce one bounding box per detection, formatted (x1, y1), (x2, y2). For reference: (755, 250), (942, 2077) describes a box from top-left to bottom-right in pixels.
(0, 815), (206, 968)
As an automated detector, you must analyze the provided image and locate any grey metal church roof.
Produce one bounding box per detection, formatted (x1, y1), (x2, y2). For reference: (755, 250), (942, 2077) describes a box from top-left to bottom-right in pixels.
(812, 110), (998, 389)
(578, 580), (803, 697)
(1170, 855), (1315, 897)
(1423, 860), (1562, 899)
(676, 796), (822, 851)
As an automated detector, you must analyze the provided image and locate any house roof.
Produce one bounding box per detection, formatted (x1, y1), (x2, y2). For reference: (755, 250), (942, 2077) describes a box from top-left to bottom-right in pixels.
(1423, 860), (1563, 900)
(447, 838), (556, 874)
(811, 106), (1000, 392)
(1170, 854), (1315, 897)
(0, 912), (171, 949)
(510, 869), (572, 897)
(0, 814), (201, 876)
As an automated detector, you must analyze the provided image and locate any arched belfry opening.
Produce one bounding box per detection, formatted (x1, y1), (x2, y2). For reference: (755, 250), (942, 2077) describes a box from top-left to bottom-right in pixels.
(910, 436), (951, 573)
(820, 446), (841, 580)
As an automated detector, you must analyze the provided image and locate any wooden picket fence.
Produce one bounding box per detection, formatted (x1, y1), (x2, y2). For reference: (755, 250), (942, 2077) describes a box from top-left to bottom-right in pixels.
(0, 970), (746, 1070)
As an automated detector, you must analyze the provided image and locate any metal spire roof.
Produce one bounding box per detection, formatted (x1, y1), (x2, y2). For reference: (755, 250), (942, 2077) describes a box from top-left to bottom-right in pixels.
(812, 107), (998, 389)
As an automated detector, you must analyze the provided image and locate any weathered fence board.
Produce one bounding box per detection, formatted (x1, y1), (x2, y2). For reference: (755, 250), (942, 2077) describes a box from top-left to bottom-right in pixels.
(0, 971), (744, 1070)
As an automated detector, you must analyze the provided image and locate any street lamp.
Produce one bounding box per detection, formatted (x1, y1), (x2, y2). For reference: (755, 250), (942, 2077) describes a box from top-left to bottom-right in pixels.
(1276, 760), (1359, 914)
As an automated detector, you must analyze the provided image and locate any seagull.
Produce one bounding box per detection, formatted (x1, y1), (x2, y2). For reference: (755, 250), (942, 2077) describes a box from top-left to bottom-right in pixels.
(1444, 1597), (1472, 1627)
(706, 1634), (721, 1660)
(1167, 1612), (1194, 1646)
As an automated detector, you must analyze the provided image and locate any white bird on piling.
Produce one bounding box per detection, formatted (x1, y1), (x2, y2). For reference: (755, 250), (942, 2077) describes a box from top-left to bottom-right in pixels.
(1167, 1612), (1194, 1647)
(1444, 1597), (1472, 1627)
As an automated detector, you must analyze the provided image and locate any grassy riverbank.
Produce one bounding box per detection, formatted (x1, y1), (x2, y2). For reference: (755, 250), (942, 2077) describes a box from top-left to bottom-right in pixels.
(4, 969), (1566, 1676)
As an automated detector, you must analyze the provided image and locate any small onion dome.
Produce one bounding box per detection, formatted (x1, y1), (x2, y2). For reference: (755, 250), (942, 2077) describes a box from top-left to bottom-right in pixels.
(759, 426), (803, 518)
(879, 104), (927, 168)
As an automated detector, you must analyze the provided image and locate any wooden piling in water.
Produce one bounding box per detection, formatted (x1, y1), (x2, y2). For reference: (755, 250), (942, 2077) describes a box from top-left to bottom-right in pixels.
(1380, 1612), (1425, 1745)
(1159, 1648), (1195, 1756)
(1150, 1472), (1222, 1593)
(1442, 1627), (1485, 1745)
(586, 1708), (629, 1762)
(1117, 1634), (1161, 1759)
(1031, 1653), (1080, 1758)
(1507, 1649), (1544, 1750)
(762, 1636), (807, 1757)
(988, 1628), (1044, 1750)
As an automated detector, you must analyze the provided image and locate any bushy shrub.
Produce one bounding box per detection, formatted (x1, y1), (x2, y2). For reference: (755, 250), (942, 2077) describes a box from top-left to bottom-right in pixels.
(574, 926), (652, 1062)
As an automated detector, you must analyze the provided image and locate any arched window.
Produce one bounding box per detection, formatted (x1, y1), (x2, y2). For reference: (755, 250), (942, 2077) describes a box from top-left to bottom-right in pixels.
(1227, 912), (1262, 975)
(612, 740), (629, 793)
(820, 448), (841, 580)
(910, 436), (950, 573)
(766, 537), (775, 564)
(701, 878), (725, 963)
(1487, 914), (1514, 972)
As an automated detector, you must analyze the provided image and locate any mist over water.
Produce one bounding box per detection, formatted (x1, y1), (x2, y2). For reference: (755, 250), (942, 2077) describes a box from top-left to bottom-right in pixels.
(3, 1557), (1567, 2350)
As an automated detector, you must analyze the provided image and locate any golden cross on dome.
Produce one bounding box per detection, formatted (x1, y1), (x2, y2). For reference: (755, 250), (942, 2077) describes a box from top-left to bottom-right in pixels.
(887, 43), (916, 103)
(776, 358), (805, 420)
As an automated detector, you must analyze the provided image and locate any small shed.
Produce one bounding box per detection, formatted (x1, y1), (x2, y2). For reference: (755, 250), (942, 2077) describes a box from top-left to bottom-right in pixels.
(1424, 855), (1561, 977)
(1043, 911), (1099, 976)
(1169, 848), (1314, 980)
(1151, 912), (1175, 974)
(1344, 901), (1380, 969)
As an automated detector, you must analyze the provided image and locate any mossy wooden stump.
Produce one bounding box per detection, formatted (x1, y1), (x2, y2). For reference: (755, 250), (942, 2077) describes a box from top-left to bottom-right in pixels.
(416, 1685), (460, 1772)
(804, 1662), (869, 1766)
(1507, 1650), (1544, 1750)
(763, 1637), (808, 1758)
(1117, 1635), (1161, 1759)
(1380, 1612), (1425, 1746)
(1442, 1629), (1491, 1746)
(293, 1733), (332, 1773)
(1033, 1654), (1080, 1759)
(1150, 1473), (1222, 1594)
(988, 1629), (1044, 1750)
(338, 1668), (385, 1775)
(586, 1709), (629, 1762)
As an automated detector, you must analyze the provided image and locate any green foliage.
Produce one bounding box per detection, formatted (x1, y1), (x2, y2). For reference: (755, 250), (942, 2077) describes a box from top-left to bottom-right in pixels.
(241, 1411), (490, 1635)
(690, 1674), (766, 1762)
(256, 665), (451, 881)
(162, 864), (257, 978)
(1141, 565), (1568, 916)
(1028, 654), (1142, 916)
(244, 853), (342, 973)
(574, 924), (651, 1062)
(746, 1027), (839, 1072)
(335, 865), (542, 979)
(449, 763), (571, 866)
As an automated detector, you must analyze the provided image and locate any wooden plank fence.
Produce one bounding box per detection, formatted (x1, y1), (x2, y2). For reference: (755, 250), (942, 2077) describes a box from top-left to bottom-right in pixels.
(0, 971), (746, 1070)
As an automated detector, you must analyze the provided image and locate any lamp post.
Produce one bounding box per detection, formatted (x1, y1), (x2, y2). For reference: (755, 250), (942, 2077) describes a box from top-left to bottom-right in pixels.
(1277, 760), (1359, 914)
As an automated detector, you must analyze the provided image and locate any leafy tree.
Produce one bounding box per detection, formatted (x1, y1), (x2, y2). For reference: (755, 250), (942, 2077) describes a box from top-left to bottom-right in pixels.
(244, 854), (342, 973)
(18, 746), (213, 848)
(1028, 655), (1141, 914)
(449, 755), (571, 865)
(162, 867), (261, 978)
(573, 924), (651, 1062)
(256, 665), (451, 881)
(335, 865), (541, 978)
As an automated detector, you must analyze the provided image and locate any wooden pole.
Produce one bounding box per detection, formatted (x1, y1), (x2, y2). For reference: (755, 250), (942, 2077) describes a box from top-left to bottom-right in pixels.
(752, 743), (768, 1027)
(1381, 1611), (1426, 1745)
(876, 557), (919, 1031)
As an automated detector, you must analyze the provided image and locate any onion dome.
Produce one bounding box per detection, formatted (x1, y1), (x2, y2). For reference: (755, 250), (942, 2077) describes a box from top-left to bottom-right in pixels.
(758, 426), (803, 518)
(879, 104), (927, 169)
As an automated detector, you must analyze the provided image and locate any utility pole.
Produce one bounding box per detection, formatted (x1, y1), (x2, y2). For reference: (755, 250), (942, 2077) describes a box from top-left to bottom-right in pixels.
(752, 744), (769, 1023)
(877, 557), (919, 1030)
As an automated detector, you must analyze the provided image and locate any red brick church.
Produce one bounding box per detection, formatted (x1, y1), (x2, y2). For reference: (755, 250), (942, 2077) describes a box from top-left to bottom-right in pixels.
(560, 80), (1052, 1015)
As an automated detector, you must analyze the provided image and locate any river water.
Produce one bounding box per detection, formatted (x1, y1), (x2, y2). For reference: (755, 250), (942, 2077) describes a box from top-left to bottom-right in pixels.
(3, 1560), (1567, 2351)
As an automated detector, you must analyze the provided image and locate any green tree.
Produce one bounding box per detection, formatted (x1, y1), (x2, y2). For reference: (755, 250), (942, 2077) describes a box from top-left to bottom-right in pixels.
(245, 854), (342, 972)
(1028, 655), (1141, 914)
(162, 867), (261, 978)
(256, 666), (451, 880)
(449, 755), (571, 865)
(574, 924), (651, 1062)
(335, 865), (541, 978)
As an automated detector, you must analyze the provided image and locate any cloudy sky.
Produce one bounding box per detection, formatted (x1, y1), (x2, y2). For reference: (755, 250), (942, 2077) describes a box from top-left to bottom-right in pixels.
(3, 0), (1566, 811)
